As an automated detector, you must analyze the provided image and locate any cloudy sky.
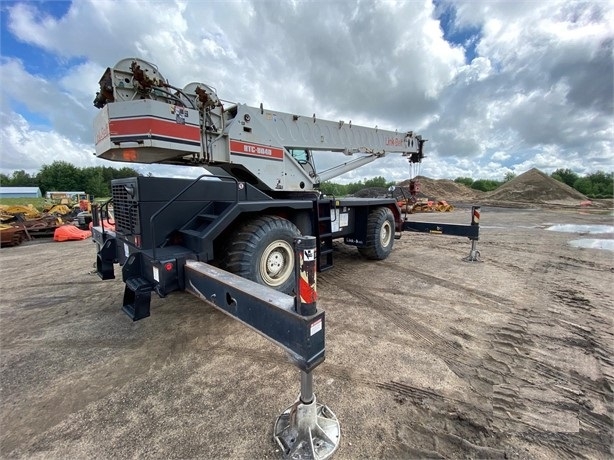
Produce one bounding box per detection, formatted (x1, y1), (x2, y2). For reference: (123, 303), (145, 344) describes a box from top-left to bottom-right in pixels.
(1, 0), (612, 184)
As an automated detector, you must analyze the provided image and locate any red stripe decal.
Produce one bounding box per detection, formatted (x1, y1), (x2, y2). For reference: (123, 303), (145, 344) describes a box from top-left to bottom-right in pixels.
(109, 117), (200, 142)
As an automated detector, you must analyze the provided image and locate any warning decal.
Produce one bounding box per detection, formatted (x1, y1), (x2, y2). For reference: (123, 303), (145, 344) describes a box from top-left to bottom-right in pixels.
(310, 318), (323, 336)
(303, 249), (316, 261)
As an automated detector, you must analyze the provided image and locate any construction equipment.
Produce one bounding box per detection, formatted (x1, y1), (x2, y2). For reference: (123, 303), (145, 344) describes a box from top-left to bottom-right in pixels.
(398, 199), (455, 213)
(45, 204), (72, 215)
(0, 224), (27, 247)
(0, 205), (64, 239)
(90, 58), (481, 456)
(436, 200), (454, 212)
(395, 180), (454, 213)
(91, 57), (479, 316)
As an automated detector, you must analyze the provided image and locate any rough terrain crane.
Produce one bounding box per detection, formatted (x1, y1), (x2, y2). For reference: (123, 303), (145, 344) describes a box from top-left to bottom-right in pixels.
(92, 57), (428, 304)
(92, 55), (482, 313)
(90, 58), (480, 457)
(92, 58), (479, 315)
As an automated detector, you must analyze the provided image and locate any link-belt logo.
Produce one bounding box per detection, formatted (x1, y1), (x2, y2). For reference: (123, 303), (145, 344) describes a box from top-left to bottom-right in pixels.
(386, 135), (416, 147)
(230, 140), (283, 160)
(95, 122), (110, 144)
(385, 137), (404, 147)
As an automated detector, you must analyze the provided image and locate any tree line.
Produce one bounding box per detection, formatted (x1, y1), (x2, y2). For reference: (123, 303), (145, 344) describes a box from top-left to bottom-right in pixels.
(2, 163), (612, 199)
(0, 161), (140, 198)
(454, 169), (613, 198)
(318, 176), (395, 197)
(319, 169), (612, 199)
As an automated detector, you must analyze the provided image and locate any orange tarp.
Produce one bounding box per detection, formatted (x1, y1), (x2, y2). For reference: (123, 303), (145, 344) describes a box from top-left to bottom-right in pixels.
(89, 220), (115, 232)
(54, 225), (92, 242)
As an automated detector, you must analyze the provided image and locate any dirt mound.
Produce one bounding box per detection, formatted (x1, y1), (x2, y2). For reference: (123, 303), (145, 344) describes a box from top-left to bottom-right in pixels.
(484, 168), (587, 203)
(397, 176), (481, 201)
(351, 169), (596, 208)
(352, 187), (389, 198)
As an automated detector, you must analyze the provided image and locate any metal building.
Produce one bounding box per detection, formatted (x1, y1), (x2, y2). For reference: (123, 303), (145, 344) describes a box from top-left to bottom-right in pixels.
(0, 187), (42, 198)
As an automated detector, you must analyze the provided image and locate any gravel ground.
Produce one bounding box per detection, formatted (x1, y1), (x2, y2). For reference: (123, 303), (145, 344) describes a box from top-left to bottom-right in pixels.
(1, 206), (612, 459)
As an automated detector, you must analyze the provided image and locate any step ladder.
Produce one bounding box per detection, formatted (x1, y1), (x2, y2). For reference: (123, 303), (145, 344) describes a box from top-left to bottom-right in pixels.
(316, 199), (334, 271)
(179, 201), (231, 252)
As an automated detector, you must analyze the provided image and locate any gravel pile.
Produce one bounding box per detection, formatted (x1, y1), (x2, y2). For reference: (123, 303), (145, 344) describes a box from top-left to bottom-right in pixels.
(351, 168), (595, 208)
(484, 168), (587, 203)
(397, 176), (481, 201)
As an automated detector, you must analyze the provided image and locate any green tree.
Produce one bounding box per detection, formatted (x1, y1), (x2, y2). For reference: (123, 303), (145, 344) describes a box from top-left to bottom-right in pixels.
(85, 171), (110, 197)
(34, 162), (140, 196)
(551, 168), (579, 188)
(9, 170), (37, 186)
(363, 176), (392, 189)
(583, 171), (613, 198)
(0, 173), (10, 185)
(99, 165), (137, 183)
(454, 177), (474, 187)
(319, 181), (346, 196)
(114, 167), (140, 179)
(503, 172), (516, 183)
(345, 180), (365, 195)
(573, 177), (593, 196)
(37, 161), (83, 194)
(471, 179), (501, 192)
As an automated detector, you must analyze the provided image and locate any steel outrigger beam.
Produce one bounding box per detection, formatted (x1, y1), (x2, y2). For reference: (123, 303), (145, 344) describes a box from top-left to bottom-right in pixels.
(185, 236), (340, 459)
(401, 206), (482, 261)
(184, 260), (325, 371)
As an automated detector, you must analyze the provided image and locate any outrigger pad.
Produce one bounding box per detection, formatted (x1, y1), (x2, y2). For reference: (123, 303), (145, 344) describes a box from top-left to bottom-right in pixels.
(96, 253), (115, 280)
(122, 278), (153, 321)
(96, 239), (117, 280)
(274, 395), (340, 460)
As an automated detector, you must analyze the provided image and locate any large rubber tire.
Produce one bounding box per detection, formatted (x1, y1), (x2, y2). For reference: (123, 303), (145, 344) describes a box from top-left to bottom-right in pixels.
(222, 216), (301, 294)
(358, 207), (395, 260)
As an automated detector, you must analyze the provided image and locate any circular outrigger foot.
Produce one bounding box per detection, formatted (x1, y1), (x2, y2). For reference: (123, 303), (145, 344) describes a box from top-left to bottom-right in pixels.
(274, 395), (340, 460)
(463, 240), (482, 262)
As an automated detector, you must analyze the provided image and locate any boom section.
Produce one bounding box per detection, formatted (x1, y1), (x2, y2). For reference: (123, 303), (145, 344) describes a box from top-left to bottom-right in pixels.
(93, 58), (425, 192)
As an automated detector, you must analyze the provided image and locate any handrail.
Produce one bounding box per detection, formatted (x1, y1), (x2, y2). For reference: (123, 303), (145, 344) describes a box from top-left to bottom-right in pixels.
(94, 198), (114, 234)
(329, 195), (337, 223)
(150, 174), (239, 261)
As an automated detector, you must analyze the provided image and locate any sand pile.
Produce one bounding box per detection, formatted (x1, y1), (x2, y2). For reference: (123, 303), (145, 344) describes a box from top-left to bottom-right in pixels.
(351, 177), (478, 200)
(397, 176), (481, 201)
(352, 168), (597, 208)
(484, 168), (587, 204)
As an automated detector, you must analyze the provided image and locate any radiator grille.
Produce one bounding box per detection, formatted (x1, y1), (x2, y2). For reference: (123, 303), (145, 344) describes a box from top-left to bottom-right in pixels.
(111, 183), (139, 234)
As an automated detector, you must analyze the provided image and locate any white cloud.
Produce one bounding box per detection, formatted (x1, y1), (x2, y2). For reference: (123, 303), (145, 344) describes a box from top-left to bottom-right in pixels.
(491, 151), (510, 162)
(426, 0), (613, 178)
(0, 57), (97, 142)
(0, 111), (99, 175)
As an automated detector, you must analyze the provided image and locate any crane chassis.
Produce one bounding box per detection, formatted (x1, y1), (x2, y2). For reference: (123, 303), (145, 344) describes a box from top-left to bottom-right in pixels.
(91, 56), (480, 334)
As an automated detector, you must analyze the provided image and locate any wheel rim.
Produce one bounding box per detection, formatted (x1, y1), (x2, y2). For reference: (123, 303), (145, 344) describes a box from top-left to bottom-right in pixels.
(260, 240), (294, 287)
(380, 221), (392, 247)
